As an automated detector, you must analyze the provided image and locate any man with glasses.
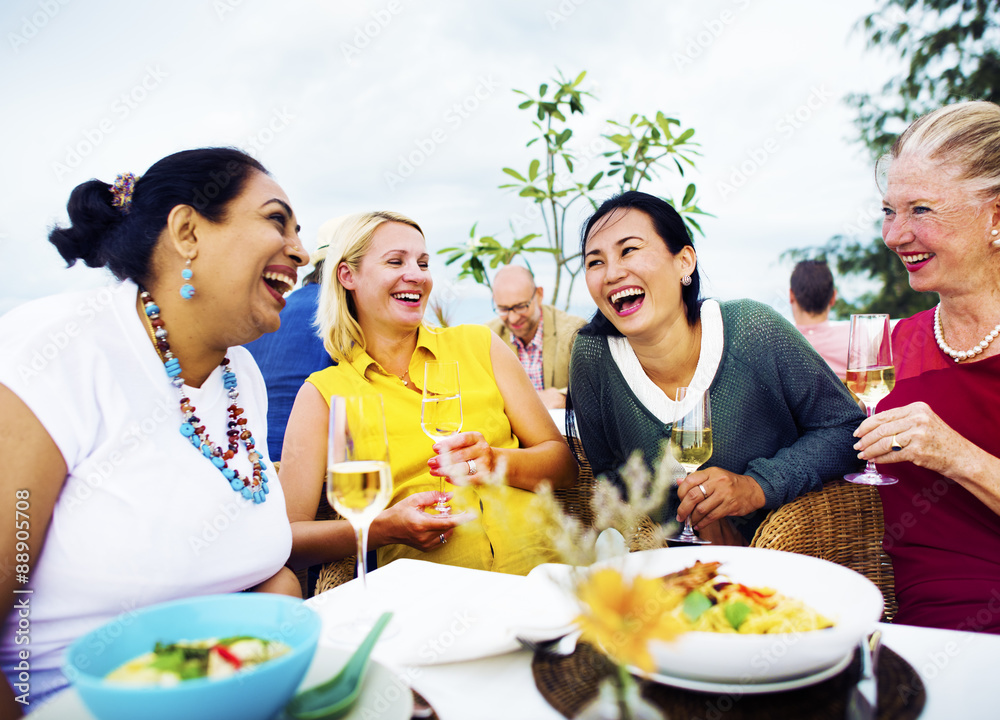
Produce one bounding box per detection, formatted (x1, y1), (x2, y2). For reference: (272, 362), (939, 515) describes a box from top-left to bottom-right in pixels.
(486, 265), (585, 408)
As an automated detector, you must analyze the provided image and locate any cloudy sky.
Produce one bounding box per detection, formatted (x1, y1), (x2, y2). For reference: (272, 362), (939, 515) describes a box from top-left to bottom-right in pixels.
(0, 0), (900, 323)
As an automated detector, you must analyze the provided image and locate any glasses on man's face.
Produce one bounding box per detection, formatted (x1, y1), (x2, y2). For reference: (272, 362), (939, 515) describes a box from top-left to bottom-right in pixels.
(493, 291), (536, 317)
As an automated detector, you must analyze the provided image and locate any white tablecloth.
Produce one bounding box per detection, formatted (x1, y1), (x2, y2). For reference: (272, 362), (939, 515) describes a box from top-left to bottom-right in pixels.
(307, 558), (1000, 719)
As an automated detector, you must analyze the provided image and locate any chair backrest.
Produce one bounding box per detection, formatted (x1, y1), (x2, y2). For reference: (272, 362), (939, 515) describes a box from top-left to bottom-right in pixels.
(750, 480), (897, 622)
(554, 435), (596, 529)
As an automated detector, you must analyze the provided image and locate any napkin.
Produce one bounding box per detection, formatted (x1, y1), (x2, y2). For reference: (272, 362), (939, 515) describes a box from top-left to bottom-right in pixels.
(306, 559), (578, 666)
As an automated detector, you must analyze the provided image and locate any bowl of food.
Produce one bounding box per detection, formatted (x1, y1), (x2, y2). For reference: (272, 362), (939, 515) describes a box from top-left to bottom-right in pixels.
(64, 593), (321, 720)
(617, 546), (883, 685)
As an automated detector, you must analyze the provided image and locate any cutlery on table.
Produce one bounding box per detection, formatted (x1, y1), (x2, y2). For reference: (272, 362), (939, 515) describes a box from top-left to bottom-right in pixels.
(516, 630), (580, 656)
(846, 629), (881, 720)
(285, 611), (392, 720)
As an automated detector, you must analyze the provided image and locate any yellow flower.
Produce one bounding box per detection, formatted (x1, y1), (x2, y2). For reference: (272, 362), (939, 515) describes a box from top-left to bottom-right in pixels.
(574, 567), (685, 673)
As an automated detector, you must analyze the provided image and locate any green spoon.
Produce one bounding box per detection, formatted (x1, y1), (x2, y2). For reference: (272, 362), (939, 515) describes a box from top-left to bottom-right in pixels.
(285, 612), (393, 720)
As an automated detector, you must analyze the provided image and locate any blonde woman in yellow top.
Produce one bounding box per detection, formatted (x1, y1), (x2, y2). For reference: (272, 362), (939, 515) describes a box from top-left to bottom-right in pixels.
(280, 211), (577, 575)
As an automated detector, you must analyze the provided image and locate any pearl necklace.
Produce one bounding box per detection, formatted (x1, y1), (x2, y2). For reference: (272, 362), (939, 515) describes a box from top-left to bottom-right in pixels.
(140, 289), (269, 503)
(933, 303), (1000, 362)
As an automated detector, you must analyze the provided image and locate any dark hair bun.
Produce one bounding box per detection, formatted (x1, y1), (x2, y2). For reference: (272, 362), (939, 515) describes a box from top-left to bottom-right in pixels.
(48, 179), (124, 269)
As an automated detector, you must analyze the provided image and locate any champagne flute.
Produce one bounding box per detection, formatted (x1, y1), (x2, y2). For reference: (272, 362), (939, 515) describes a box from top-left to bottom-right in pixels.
(844, 314), (898, 485)
(327, 395), (393, 636)
(668, 387), (713, 544)
(421, 361), (463, 515)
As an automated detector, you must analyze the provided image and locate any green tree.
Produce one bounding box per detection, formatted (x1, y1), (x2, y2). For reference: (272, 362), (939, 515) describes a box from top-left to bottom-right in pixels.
(811, 0), (1000, 318)
(849, 0), (1000, 155)
(439, 70), (710, 310)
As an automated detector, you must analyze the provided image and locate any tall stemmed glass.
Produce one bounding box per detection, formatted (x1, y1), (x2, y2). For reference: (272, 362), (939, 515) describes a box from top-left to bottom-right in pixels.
(668, 387), (713, 544)
(327, 395), (393, 629)
(421, 361), (463, 515)
(844, 314), (898, 485)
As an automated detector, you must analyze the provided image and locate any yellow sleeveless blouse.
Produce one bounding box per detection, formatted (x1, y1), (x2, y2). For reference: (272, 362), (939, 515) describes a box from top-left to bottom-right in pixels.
(307, 323), (556, 575)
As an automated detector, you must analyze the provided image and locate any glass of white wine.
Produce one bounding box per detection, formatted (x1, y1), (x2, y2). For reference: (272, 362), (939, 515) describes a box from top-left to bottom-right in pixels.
(844, 313), (899, 486)
(421, 361), (463, 515)
(327, 394), (393, 603)
(668, 387), (712, 544)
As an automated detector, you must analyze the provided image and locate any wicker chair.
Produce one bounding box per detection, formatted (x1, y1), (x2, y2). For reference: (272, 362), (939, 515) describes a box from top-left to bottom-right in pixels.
(555, 435), (596, 530)
(750, 480), (897, 622)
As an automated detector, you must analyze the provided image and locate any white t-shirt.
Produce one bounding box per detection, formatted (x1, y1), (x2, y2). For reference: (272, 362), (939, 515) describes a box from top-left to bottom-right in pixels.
(0, 281), (292, 694)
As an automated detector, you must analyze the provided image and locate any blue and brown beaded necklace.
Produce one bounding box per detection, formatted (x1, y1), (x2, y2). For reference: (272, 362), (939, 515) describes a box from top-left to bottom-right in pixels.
(139, 289), (269, 503)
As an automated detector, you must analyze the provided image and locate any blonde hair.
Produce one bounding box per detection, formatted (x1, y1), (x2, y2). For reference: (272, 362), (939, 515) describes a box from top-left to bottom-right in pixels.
(878, 100), (1000, 199)
(315, 211), (424, 362)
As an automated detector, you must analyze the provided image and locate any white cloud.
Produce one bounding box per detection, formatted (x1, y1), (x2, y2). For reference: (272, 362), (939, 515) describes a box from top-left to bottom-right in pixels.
(0, 0), (900, 321)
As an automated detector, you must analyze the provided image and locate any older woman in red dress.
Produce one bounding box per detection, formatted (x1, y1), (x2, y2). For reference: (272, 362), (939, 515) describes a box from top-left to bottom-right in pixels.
(855, 101), (1000, 633)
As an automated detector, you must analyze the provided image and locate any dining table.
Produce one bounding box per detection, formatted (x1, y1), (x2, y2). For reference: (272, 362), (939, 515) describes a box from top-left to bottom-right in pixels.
(305, 556), (999, 720)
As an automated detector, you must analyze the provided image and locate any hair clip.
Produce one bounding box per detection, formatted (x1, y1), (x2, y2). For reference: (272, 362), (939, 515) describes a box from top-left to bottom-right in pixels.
(109, 172), (139, 213)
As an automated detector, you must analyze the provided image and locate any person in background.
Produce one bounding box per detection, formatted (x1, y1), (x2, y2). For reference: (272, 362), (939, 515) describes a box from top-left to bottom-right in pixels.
(280, 212), (577, 577)
(0, 148), (306, 714)
(854, 100), (1000, 633)
(486, 265), (586, 409)
(789, 259), (851, 380)
(245, 220), (338, 461)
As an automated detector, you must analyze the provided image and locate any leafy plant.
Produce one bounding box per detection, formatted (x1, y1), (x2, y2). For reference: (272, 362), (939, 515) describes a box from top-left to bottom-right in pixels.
(439, 69), (711, 310)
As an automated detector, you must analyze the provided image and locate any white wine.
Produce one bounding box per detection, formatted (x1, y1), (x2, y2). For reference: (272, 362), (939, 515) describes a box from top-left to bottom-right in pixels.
(846, 366), (896, 406)
(670, 428), (713, 475)
(421, 394), (462, 442)
(327, 460), (392, 525)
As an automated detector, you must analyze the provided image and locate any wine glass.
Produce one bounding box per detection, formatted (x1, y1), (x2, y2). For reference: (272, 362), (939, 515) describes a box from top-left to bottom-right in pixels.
(421, 361), (463, 515)
(668, 387), (712, 544)
(327, 395), (393, 636)
(844, 314), (898, 485)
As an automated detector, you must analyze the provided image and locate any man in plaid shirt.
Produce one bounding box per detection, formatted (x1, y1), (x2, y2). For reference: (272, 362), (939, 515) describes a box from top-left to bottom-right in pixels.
(486, 266), (586, 409)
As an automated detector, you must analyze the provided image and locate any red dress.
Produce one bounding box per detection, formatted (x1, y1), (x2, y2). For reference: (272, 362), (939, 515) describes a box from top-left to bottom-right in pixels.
(878, 308), (1000, 632)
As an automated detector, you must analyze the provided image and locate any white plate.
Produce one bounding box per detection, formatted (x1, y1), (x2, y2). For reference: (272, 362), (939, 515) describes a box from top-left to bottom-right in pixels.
(600, 546), (883, 684)
(630, 648), (854, 695)
(29, 646), (412, 720)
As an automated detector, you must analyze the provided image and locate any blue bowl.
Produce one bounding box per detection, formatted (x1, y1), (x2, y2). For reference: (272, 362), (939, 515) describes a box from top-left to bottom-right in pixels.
(64, 593), (320, 720)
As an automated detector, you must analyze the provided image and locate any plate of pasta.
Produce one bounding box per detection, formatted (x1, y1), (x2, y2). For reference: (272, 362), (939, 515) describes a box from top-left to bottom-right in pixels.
(608, 546), (883, 684)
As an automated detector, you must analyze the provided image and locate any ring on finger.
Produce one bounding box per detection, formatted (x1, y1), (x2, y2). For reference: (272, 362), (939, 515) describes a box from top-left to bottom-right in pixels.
(467, 459), (477, 475)
(699, 483), (709, 499)
(439, 533), (447, 545)
(891, 434), (903, 452)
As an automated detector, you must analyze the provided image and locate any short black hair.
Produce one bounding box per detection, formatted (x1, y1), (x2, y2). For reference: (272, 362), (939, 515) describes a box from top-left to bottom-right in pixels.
(790, 260), (835, 314)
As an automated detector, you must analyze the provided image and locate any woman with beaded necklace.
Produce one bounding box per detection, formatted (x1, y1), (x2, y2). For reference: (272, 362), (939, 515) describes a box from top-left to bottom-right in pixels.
(854, 101), (1000, 633)
(0, 148), (307, 713)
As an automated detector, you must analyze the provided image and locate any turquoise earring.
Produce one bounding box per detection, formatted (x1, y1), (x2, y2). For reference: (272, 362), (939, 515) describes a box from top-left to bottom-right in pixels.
(180, 259), (195, 300)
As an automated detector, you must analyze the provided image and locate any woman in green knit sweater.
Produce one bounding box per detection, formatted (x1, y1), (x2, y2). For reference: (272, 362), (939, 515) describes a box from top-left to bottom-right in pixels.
(569, 192), (865, 543)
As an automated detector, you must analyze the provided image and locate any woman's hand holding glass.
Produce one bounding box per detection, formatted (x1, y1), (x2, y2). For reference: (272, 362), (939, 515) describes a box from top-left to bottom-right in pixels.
(426, 431), (496, 486)
(421, 361), (462, 514)
(844, 313), (898, 485)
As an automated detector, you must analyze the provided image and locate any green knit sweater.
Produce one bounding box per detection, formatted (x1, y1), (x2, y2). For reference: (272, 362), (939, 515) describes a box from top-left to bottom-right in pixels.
(569, 299), (866, 541)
